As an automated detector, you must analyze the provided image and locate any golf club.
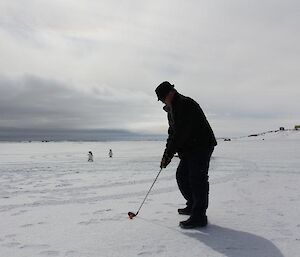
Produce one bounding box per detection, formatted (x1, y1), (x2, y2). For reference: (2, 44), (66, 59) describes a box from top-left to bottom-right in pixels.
(128, 168), (163, 219)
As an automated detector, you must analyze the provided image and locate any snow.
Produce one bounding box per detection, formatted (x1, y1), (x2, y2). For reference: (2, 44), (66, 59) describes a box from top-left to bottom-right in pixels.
(1, 131), (300, 257)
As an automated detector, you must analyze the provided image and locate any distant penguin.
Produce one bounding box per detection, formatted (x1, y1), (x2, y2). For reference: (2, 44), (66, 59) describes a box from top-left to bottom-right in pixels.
(109, 149), (113, 158)
(88, 151), (94, 162)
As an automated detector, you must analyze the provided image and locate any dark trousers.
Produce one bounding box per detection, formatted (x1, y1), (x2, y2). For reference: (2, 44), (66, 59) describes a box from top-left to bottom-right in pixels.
(176, 147), (214, 219)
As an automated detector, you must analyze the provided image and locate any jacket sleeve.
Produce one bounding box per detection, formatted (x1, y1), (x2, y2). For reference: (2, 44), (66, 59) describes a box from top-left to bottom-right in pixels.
(164, 122), (176, 158)
(164, 100), (195, 157)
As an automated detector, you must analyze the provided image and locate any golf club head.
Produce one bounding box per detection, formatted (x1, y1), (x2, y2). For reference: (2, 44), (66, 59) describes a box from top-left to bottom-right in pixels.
(128, 212), (136, 219)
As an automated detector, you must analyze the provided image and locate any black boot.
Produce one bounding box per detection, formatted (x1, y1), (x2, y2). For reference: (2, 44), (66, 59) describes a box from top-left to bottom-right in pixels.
(178, 206), (192, 215)
(179, 215), (207, 229)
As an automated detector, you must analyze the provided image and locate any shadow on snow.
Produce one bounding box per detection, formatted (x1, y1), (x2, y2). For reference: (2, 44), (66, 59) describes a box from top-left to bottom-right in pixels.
(182, 224), (284, 257)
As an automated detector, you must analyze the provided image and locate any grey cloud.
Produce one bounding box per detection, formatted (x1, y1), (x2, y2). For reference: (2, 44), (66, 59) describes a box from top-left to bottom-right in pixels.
(0, 0), (299, 137)
(0, 75), (160, 131)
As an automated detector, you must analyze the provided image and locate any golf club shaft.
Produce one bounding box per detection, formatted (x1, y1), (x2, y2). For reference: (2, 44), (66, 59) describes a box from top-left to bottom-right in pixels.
(135, 168), (163, 215)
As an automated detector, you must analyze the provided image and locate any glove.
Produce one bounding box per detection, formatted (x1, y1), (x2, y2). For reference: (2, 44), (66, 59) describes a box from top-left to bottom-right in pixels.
(160, 154), (172, 169)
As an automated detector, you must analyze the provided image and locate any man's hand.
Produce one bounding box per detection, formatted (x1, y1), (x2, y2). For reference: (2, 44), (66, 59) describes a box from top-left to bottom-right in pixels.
(160, 155), (172, 169)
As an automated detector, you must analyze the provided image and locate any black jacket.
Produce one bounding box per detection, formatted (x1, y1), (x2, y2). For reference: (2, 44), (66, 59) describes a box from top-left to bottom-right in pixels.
(164, 92), (217, 158)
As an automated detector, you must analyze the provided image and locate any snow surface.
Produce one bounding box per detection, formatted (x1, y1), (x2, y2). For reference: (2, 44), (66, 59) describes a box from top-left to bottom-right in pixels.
(1, 131), (300, 257)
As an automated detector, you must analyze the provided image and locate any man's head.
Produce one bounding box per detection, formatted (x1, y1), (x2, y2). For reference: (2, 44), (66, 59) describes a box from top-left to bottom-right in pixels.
(155, 81), (176, 102)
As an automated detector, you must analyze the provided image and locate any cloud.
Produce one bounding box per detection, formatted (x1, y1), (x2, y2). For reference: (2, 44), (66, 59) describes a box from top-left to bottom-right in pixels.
(0, 75), (163, 132)
(0, 0), (299, 136)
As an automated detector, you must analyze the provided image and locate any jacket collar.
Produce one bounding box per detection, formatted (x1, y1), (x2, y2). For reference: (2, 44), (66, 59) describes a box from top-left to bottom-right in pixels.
(162, 92), (179, 112)
(163, 105), (170, 113)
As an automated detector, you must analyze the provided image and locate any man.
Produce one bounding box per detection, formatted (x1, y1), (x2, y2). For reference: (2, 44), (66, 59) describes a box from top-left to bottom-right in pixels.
(155, 81), (217, 229)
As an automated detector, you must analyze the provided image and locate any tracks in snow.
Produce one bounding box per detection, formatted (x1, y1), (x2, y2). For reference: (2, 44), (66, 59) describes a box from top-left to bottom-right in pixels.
(0, 156), (258, 212)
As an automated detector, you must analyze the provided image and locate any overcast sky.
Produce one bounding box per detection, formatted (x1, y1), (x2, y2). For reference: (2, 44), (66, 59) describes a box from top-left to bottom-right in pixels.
(0, 0), (299, 137)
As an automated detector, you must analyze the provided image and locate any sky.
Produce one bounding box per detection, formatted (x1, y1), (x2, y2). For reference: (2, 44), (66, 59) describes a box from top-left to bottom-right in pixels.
(0, 0), (299, 138)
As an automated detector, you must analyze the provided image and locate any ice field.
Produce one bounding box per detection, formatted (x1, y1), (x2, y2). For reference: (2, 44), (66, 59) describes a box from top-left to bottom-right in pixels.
(0, 131), (300, 257)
